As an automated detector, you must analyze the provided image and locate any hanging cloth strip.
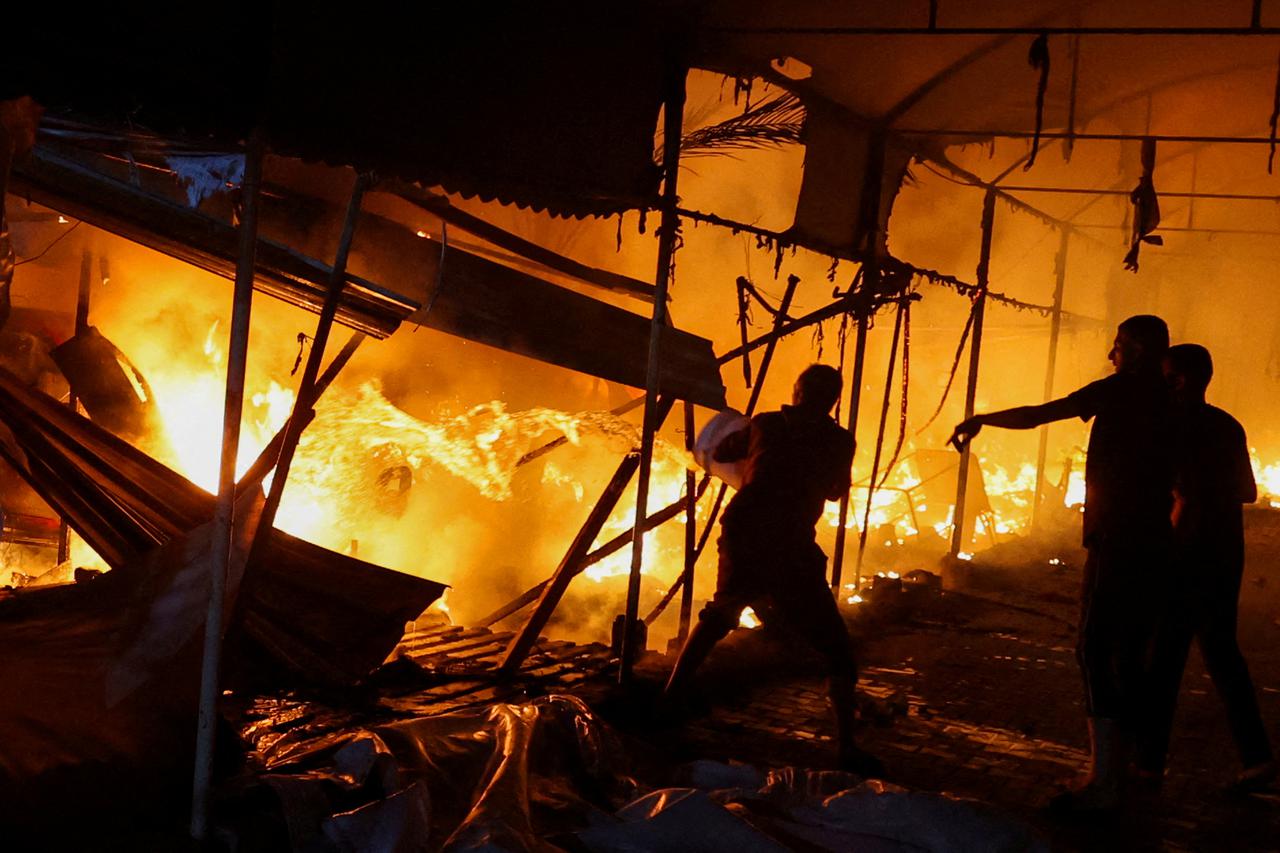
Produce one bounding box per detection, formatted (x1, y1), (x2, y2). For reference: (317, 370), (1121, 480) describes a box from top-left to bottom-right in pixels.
(857, 299), (905, 549)
(735, 276), (755, 388)
(1024, 33), (1051, 171)
(1123, 137), (1163, 272)
(877, 297), (912, 489)
(916, 299), (978, 434)
(1269, 49), (1280, 174)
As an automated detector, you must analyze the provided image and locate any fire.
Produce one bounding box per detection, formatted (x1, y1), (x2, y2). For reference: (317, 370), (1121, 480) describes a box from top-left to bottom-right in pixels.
(738, 606), (761, 629)
(1251, 449), (1280, 507)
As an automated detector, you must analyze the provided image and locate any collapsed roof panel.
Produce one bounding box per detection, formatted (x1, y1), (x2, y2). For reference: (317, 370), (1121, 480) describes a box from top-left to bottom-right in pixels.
(11, 144), (727, 410)
(11, 146), (415, 338)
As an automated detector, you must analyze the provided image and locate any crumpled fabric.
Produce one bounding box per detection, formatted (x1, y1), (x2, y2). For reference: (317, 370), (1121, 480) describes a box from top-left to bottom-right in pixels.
(1123, 137), (1163, 272)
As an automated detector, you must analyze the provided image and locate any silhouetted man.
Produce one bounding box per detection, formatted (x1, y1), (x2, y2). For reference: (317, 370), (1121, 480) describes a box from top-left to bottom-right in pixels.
(951, 315), (1177, 809)
(665, 364), (881, 776)
(1137, 344), (1275, 792)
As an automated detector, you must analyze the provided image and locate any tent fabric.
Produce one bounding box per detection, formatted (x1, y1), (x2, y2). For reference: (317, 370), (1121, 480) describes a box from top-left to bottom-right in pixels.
(694, 0), (1280, 253)
(3, 3), (674, 219)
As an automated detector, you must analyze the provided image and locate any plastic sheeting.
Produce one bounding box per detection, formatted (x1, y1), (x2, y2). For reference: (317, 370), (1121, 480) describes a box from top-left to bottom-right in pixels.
(243, 695), (1047, 853)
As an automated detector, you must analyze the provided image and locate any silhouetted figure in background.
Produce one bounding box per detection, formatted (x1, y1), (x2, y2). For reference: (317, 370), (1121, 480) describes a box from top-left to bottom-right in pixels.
(1137, 344), (1276, 792)
(664, 364), (882, 776)
(951, 315), (1177, 810)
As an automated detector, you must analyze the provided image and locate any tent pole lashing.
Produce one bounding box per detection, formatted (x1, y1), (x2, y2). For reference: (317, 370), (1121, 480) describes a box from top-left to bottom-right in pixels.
(949, 189), (996, 557)
(191, 130), (264, 842)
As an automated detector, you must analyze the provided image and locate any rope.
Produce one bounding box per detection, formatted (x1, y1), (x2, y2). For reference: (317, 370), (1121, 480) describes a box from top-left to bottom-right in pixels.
(1025, 33), (1051, 171)
(877, 298), (911, 489)
(915, 299), (977, 433)
(856, 299), (904, 561)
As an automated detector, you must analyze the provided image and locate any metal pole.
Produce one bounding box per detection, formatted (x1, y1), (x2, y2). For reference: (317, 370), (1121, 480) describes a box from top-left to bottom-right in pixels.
(620, 55), (686, 683)
(191, 132), (263, 840)
(57, 249), (93, 564)
(949, 189), (996, 557)
(1032, 227), (1070, 527)
(830, 313), (869, 590)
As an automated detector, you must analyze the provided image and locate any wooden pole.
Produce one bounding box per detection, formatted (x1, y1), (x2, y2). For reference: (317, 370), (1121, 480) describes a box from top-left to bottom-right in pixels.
(648, 273), (801, 626)
(235, 332), (365, 493)
(830, 313), (869, 590)
(191, 132), (263, 840)
(1032, 227), (1070, 527)
(619, 55), (687, 683)
(57, 249), (94, 564)
(949, 189), (996, 557)
(835, 127), (886, 590)
(480, 470), (692, 630)
(253, 174), (368, 543)
(497, 404), (671, 676)
(678, 401), (697, 643)
(854, 302), (903, 579)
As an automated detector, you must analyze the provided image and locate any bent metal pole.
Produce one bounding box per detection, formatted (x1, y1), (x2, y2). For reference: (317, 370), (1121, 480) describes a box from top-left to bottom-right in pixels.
(620, 54), (687, 683)
(191, 132), (264, 840)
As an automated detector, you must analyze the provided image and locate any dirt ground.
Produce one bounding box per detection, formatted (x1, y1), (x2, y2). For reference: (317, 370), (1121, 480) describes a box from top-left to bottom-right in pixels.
(618, 508), (1280, 852)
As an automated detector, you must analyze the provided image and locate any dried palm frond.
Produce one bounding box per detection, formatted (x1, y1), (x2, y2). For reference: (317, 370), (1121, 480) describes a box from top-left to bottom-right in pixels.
(658, 93), (806, 161)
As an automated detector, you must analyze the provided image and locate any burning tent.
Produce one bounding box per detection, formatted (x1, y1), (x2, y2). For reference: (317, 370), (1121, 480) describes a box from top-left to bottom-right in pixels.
(6, 0), (1280, 844)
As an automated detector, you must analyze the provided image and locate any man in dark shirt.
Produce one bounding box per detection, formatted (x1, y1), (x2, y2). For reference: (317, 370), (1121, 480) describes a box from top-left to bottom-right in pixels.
(1137, 344), (1275, 791)
(950, 314), (1176, 809)
(664, 364), (881, 775)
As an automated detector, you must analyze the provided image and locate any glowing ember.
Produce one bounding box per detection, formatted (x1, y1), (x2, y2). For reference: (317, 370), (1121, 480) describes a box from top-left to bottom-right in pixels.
(1251, 450), (1280, 500)
(846, 594), (864, 605)
(738, 606), (761, 629)
(957, 551), (973, 561)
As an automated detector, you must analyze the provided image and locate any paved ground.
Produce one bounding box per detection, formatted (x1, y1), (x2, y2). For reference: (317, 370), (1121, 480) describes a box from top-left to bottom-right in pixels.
(616, 514), (1280, 852)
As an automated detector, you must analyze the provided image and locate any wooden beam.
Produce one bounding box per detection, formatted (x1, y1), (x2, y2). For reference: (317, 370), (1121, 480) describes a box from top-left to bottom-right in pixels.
(191, 131), (263, 841)
(620, 55), (687, 683)
(252, 175), (368, 550)
(498, 445), (645, 675)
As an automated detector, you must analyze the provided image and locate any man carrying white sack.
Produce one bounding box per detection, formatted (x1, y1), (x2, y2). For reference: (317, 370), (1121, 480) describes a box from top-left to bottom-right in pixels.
(664, 364), (884, 777)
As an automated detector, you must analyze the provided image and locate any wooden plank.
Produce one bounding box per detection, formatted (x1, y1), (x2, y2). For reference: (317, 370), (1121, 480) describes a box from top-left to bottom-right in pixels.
(410, 237), (725, 409)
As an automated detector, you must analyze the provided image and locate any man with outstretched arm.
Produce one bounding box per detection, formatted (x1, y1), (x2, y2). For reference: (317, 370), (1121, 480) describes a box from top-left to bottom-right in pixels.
(950, 314), (1177, 810)
(1136, 344), (1275, 792)
(664, 364), (883, 777)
